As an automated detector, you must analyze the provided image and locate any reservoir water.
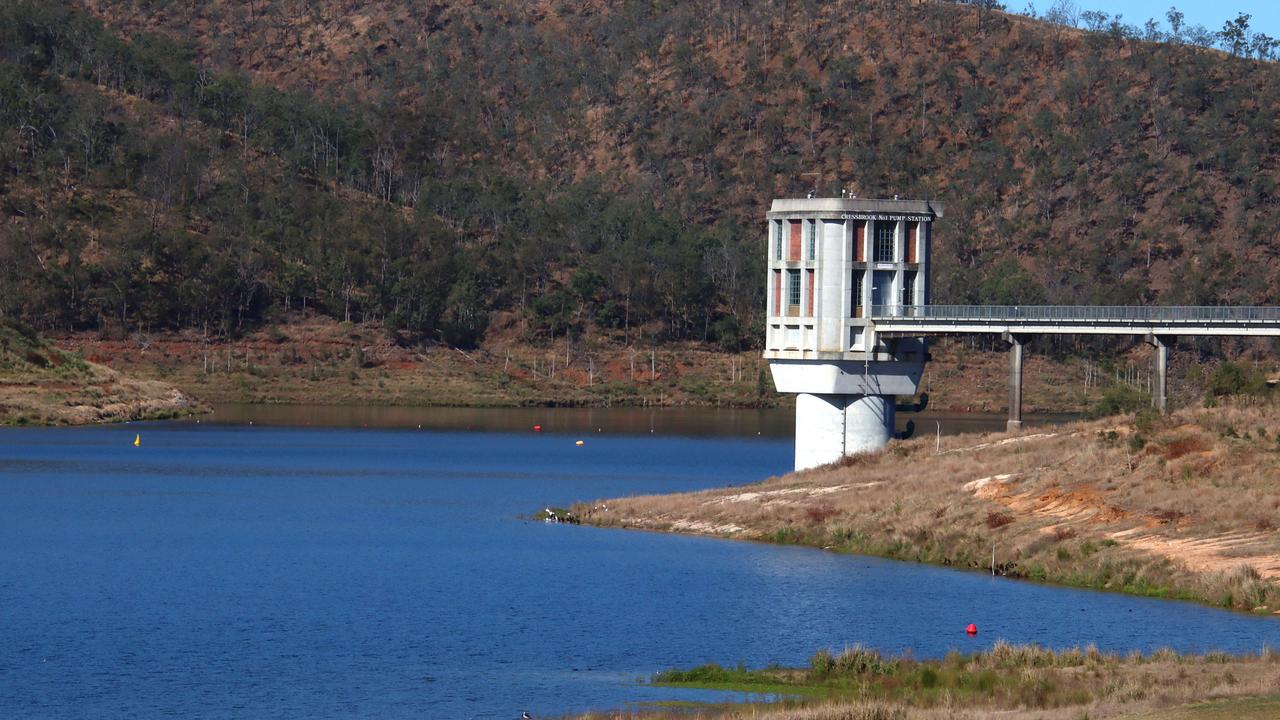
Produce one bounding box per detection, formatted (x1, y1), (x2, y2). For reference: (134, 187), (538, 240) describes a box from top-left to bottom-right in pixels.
(2, 410), (1277, 719)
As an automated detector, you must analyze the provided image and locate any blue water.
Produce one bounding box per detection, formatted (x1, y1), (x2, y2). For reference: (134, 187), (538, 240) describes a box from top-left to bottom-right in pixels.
(1, 422), (1278, 719)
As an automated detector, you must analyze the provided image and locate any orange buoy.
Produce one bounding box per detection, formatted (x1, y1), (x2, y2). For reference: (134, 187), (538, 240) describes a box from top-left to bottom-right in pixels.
(966, 623), (978, 635)
(533, 425), (542, 432)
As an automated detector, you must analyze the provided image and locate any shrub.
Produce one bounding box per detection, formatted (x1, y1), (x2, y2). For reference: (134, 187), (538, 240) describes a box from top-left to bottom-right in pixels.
(986, 511), (1015, 529)
(1207, 361), (1268, 397)
(809, 649), (835, 676)
(1090, 385), (1147, 418)
(24, 349), (50, 367)
(7, 319), (40, 343)
(710, 315), (746, 352)
(1133, 408), (1160, 432)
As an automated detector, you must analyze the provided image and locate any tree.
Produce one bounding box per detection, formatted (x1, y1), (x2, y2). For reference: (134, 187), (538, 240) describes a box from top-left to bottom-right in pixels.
(1043, 0), (1079, 27)
(979, 260), (1046, 305)
(1166, 7), (1185, 43)
(1081, 10), (1110, 33)
(1251, 33), (1277, 61)
(1218, 13), (1251, 56)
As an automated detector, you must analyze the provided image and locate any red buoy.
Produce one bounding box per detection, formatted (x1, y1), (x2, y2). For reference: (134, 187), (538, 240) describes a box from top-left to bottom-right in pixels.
(966, 623), (978, 635)
(533, 425), (542, 432)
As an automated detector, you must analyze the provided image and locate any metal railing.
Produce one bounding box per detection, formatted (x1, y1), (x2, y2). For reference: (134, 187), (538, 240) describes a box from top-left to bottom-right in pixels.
(870, 305), (1280, 323)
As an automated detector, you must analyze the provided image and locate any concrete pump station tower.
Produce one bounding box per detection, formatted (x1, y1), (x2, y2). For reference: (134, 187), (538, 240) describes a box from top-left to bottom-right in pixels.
(765, 197), (943, 471)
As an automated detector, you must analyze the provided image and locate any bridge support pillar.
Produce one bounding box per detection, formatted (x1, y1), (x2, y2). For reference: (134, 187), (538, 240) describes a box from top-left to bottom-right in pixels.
(1146, 334), (1173, 413)
(1003, 332), (1030, 432)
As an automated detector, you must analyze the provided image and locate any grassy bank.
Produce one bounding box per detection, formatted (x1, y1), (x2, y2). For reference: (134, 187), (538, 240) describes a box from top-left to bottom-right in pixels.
(55, 316), (778, 409)
(0, 321), (199, 426)
(569, 643), (1280, 720)
(575, 402), (1280, 614)
(52, 315), (1172, 413)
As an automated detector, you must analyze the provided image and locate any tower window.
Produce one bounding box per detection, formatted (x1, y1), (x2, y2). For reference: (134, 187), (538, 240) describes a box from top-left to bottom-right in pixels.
(852, 272), (864, 318)
(806, 221), (816, 261)
(787, 269), (801, 310)
(874, 223), (895, 262)
(774, 221), (783, 261)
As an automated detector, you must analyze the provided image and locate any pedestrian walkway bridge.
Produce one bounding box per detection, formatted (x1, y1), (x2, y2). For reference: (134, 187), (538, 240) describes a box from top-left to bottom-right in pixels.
(871, 305), (1280, 337)
(868, 304), (1280, 426)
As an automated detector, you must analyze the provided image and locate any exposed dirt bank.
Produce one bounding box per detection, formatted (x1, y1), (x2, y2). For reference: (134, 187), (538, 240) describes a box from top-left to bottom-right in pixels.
(575, 402), (1280, 614)
(51, 315), (1161, 413)
(0, 324), (200, 426)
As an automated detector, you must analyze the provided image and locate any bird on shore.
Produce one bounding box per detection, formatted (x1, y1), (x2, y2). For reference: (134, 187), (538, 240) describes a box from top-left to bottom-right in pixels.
(521, 713), (532, 720)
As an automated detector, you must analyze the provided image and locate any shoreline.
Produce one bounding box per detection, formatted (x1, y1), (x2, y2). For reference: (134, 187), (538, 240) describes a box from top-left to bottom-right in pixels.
(47, 316), (1144, 416)
(572, 403), (1280, 617)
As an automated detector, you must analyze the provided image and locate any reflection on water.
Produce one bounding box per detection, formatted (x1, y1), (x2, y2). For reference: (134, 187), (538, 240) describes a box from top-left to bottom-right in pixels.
(200, 403), (796, 437)
(199, 403), (1077, 439)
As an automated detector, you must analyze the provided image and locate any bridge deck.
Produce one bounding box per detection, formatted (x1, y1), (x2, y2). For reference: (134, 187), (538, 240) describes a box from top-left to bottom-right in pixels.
(870, 305), (1280, 337)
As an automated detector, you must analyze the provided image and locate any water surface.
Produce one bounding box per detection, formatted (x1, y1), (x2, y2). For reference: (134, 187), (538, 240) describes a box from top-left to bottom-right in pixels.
(1, 419), (1276, 719)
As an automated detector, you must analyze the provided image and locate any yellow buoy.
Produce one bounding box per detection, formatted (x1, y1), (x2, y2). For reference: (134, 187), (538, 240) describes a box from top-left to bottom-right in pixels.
(575, 440), (584, 446)
(133, 433), (141, 447)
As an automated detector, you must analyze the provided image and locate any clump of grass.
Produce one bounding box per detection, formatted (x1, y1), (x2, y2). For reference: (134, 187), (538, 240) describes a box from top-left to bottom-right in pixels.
(830, 646), (892, 677)
(653, 662), (778, 687)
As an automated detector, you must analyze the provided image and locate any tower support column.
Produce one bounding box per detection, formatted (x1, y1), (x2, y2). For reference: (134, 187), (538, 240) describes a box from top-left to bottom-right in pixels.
(794, 393), (894, 471)
(845, 395), (895, 455)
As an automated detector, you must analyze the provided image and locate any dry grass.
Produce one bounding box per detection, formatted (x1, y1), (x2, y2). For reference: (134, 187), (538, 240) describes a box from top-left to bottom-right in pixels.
(566, 643), (1280, 720)
(576, 402), (1280, 612)
(53, 314), (779, 409)
(53, 319), (1119, 412)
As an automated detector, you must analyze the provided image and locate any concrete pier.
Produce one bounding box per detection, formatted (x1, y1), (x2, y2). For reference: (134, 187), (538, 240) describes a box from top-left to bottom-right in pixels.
(794, 393), (894, 471)
(1147, 334), (1171, 413)
(1004, 332), (1027, 432)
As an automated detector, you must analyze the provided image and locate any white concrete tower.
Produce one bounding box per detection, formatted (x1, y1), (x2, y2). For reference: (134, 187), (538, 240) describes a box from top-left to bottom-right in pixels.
(764, 197), (943, 471)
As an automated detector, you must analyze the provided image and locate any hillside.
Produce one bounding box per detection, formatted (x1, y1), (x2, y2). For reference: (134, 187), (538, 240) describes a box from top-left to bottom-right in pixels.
(0, 1), (1277, 364)
(71, 1), (1280, 302)
(0, 321), (198, 424)
(575, 401), (1280, 614)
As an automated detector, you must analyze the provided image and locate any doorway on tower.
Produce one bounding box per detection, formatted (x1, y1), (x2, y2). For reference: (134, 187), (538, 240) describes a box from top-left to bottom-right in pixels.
(871, 270), (895, 315)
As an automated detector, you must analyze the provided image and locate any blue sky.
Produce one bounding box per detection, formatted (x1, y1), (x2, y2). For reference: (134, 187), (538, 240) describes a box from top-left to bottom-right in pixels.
(1022, 1), (1279, 37)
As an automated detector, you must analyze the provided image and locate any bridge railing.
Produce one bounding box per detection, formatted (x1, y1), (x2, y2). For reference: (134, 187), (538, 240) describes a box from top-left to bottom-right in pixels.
(869, 305), (1280, 323)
